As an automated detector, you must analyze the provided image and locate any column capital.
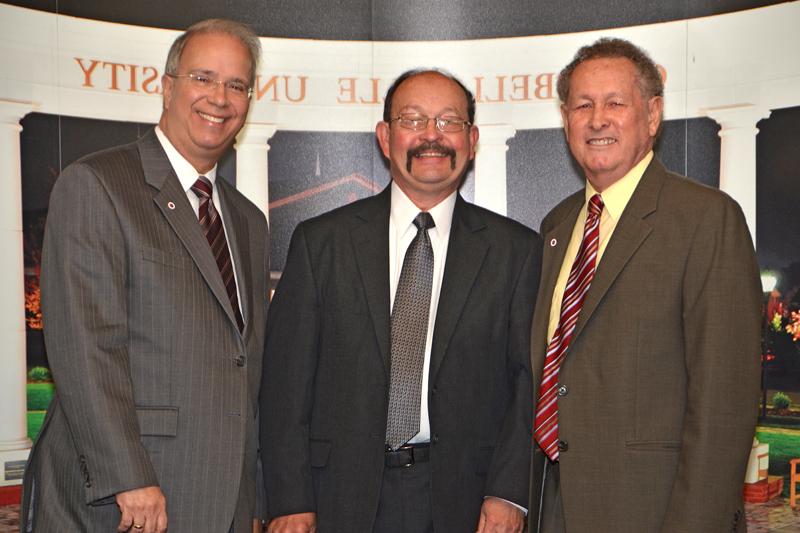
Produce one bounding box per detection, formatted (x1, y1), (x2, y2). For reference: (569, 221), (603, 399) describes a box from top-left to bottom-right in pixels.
(0, 99), (36, 125)
(704, 104), (771, 135)
(236, 122), (278, 148)
(475, 123), (516, 147)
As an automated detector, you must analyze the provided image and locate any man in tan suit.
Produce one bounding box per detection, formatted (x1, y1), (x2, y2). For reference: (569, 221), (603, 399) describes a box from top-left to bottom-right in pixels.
(529, 38), (761, 532)
(22, 19), (269, 533)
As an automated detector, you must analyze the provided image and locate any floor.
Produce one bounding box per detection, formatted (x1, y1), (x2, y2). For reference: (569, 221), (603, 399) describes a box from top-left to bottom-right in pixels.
(2, 500), (800, 532)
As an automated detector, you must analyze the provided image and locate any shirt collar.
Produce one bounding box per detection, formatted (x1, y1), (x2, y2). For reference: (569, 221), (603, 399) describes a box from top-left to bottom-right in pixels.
(154, 126), (218, 193)
(585, 151), (653, 222)
(390, 181), (456, 240)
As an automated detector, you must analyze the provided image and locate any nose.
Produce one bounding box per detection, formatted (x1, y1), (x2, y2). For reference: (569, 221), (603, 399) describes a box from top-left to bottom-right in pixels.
(420, 118), (442, 141)
(206, 81), (230, 106)
(589, 105), (608, 130)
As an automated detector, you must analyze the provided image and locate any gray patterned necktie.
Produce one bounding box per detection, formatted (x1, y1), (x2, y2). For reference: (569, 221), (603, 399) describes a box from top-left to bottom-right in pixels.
(386, 212), (436, 450)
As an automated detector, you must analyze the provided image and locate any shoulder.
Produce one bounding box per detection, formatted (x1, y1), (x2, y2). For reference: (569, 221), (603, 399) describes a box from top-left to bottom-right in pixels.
(460, 200), (541, 245)
(216, 178), (268, 226)
(540, 189), (583, 234)
(655, 166), (746, 224)
(297, 192), (386, 234)
(52, 140), (142, 197)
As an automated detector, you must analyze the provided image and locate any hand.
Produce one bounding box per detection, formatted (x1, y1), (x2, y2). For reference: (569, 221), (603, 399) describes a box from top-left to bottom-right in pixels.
(475, 497), (524, 533)
(115, 486), (168, 533)
(267, 512), (316, 533)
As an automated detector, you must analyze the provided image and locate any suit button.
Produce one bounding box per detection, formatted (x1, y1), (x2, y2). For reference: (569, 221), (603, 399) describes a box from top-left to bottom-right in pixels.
(557, 385), (568, 397)
(234, 355), (246, 367)
(558, 440), (568, 452)
(432, 434), (439, 444)
(431, 386), (438, 395)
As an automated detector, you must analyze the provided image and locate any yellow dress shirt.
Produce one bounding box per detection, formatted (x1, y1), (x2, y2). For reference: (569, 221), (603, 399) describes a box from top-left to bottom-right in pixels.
(546, 151), (654, 342)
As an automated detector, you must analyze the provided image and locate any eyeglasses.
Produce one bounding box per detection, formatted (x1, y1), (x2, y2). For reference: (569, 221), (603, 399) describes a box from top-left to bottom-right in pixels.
(166, 72), (252, 100)
(389, 114), (471, 133)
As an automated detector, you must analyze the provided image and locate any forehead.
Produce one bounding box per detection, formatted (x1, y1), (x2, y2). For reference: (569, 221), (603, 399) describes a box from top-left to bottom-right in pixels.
(179, 32), (251, 74)
(391, 73), (468, 115)
(569, 57), (640, 97)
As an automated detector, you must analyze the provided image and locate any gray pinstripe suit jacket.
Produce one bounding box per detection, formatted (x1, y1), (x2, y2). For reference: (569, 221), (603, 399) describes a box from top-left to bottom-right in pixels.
(21, 129), (270, 532)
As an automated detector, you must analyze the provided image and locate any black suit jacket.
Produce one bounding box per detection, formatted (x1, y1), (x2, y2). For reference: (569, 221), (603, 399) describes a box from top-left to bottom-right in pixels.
(261, 186), (542, 532)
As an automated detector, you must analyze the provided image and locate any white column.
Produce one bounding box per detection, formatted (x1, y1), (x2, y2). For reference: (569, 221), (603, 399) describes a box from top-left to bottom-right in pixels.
(235, 122), (278, 220)
(0, 99), (35, 486)
(473, 124), (516, 216)
(705, 104), (771, 245)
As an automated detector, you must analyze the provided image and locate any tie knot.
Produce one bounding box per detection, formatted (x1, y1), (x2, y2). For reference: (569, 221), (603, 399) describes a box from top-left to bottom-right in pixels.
(413, 212), (435, 232)
(191, 176), (213, 200)
(588, 194), (604, 217)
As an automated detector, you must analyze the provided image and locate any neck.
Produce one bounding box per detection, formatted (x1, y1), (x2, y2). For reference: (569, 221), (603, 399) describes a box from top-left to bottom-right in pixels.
(395, 182), (456, 212)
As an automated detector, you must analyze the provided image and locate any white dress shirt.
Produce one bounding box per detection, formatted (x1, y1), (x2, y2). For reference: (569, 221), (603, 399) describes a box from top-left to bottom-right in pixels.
(154, 126), (242, 312)
(388, 182), (456, 444)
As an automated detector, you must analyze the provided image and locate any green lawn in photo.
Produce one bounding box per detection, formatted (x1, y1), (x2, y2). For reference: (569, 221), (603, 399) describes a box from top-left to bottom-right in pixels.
(27, 411), (46, 441)
(26, 381), (54, 441)
(27, 381), (54, 410)
(756, 425), (800, 497)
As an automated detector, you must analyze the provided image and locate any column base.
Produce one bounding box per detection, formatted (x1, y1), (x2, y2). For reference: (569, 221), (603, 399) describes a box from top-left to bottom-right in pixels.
(0, 446), (30, 487)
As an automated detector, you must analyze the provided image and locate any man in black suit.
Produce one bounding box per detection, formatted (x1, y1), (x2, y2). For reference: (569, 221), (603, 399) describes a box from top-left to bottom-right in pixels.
(261, 69), (542, 533)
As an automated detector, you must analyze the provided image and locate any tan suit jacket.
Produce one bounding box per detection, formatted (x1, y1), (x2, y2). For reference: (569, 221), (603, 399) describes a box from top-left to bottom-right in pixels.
(529, 158), (761, 533)
(22, 129), (270, 532)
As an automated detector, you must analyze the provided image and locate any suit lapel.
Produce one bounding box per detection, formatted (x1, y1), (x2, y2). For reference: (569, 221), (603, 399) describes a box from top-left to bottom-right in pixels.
(138, 130), (240, 335)
(569, 159), (664, 344)
(429, 197), (489, 382)
(531, 196), (583, 376)
(218, 180), (252, 338)
(351, 188), (392, 376)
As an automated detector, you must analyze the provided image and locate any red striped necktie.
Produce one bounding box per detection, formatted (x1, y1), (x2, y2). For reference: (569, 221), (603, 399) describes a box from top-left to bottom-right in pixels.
(534, 193), (604, 461)
(192, 176), (244, 332)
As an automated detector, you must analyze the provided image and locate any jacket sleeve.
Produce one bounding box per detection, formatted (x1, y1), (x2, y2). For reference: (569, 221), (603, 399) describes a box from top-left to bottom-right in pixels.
(260, 223), (320, 517)
(484, 231), (543, 508)
(41, 162), (159, 504)
(660, 196), (761, 532)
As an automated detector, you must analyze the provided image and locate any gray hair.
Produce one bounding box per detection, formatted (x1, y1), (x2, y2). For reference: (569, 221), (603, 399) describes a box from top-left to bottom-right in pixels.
(556, 37), (663, 103)
(164, 18), (261, 86)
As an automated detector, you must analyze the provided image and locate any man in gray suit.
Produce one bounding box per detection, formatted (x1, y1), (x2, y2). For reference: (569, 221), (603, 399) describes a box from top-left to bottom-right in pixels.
(529, 38), (761, 532)
(22, 19), (269, 533)
(262, 69), (541, 533)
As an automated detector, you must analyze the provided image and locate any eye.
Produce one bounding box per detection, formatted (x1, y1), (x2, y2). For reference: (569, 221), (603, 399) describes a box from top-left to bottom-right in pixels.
(226, 81), (248, 94)
(192, 73), (213, 85)
(400, 115), (427, 129)
(575, 102), (592, 110)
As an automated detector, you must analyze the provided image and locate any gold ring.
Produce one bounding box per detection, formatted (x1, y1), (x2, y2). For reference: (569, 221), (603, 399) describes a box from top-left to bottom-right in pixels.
(132, 525), (144, 530)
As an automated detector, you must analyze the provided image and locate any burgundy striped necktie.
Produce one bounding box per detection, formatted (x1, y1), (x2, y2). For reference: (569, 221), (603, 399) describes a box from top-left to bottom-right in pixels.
(192, 176), (244, 332)
(534, 193), (604, 461)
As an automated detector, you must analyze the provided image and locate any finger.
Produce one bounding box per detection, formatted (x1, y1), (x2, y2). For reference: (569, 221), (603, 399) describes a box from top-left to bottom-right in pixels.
(117, 510), (133, 532)
(475, 510), (487, 533)
(156, 510), (168, 533)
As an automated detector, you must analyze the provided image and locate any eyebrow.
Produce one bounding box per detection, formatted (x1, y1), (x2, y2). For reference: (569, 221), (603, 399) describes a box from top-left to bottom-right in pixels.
(398, 105), (464, 116)
(189, 69), (248, 84)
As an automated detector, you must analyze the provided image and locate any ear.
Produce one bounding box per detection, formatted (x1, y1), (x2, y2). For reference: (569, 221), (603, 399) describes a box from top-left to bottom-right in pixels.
(468, 124), (479, 160)
(161, 75), (174, 110)
(376, 120), (391, 159)
(647, 96), (663, 137)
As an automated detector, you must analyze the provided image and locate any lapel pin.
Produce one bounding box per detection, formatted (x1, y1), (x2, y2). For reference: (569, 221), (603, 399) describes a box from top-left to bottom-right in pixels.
(550, 238), (557, 247)
(167, 201), (176, 210)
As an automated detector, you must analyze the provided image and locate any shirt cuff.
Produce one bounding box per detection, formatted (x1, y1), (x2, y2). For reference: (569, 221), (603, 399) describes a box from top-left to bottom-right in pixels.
(484, 495), (528, 516)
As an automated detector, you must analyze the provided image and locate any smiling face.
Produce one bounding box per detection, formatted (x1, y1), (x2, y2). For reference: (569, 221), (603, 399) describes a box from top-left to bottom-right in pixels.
(561, 57), (662, 191)
(376, 72), (479, 210)
(159, 32), (252, 173)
